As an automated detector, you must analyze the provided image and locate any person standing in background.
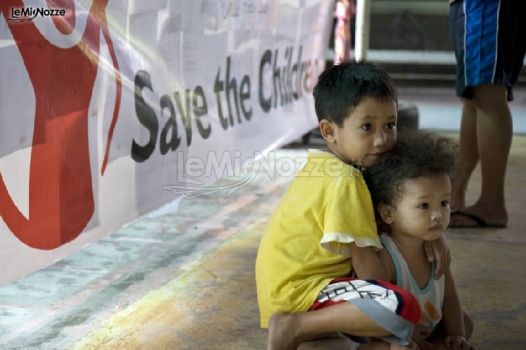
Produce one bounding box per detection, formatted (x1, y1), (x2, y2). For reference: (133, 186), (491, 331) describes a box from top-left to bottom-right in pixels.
(334, 0), (355, 64)
(448, 0), (526, 228)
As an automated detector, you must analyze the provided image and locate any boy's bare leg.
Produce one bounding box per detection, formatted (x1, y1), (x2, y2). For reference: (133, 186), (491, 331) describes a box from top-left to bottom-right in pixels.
(450, 84), (511, 227)
(451, 99), (479, 211)
(359, 340), (417, 349)
(267, 302), (390, 350)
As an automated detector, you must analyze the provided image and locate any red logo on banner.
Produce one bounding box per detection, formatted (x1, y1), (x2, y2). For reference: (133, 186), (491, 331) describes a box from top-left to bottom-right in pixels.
(0, 0), (121, 249)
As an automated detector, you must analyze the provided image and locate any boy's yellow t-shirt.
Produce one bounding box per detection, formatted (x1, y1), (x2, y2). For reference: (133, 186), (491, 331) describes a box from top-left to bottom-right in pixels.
(255, 150), (381, 328)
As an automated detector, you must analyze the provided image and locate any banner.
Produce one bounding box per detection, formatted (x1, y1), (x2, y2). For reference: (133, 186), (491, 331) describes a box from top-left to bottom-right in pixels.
(0, 0), (333, 285)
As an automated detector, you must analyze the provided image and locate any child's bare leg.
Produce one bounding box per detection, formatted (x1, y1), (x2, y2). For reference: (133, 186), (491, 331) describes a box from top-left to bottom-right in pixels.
(464, 311), (474, 339)
(430, 311), (474, 349)
(267, 302), (390, 350)
(358, 340), (417, 349)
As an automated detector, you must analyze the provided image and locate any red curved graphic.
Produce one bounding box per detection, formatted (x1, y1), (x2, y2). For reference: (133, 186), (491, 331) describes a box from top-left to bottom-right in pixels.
(0, 0), (121, 249)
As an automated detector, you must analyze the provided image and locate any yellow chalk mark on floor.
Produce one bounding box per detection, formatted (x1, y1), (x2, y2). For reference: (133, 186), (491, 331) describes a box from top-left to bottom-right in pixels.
(74, 220), (269, 350)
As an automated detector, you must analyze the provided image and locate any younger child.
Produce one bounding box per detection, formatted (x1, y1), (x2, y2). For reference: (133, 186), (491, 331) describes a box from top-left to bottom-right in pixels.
(365, 132), (475, 350)
(256, 62), (448, 350)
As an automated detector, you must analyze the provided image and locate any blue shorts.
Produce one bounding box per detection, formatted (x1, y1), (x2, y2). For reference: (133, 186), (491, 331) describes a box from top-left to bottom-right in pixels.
(449, 0), (526, 101)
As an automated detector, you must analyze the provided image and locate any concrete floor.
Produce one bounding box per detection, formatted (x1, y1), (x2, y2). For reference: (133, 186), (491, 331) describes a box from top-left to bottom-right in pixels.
(1, 87), (525, 349)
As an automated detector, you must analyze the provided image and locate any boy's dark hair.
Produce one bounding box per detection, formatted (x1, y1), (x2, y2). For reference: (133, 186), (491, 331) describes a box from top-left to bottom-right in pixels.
(364, 132), (458, 206)
(313, 61), (397, 126)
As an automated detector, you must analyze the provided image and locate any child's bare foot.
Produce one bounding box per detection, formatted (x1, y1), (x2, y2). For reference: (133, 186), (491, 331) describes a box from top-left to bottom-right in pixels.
(267, 313), (301, 350)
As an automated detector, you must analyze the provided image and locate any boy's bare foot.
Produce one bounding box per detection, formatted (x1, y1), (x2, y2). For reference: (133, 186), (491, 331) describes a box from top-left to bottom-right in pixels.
(267, 313), (301, 350)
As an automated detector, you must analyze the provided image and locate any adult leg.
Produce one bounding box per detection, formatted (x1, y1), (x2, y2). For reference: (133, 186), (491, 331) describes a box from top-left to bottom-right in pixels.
(450, 84), (510, 227)
(451, 99), (479, 211)
(473, 84), (511, 223)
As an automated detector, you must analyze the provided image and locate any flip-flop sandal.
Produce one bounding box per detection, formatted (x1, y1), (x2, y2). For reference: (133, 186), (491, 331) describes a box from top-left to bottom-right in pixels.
(448, 210), (507, 229)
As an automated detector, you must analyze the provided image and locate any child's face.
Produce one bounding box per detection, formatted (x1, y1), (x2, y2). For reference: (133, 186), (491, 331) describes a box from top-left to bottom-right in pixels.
(385, 174), (451, 241)
(323, 96), (397, 168)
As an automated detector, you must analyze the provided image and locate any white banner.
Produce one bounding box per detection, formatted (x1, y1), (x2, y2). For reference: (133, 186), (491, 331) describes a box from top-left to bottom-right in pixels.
(0, 0), (333, 285)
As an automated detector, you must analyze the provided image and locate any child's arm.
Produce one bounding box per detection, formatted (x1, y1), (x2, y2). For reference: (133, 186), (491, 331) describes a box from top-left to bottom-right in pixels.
(350, 243), (388, 280)
(442, 267), (474, 350)
(423, 234), (451, 279)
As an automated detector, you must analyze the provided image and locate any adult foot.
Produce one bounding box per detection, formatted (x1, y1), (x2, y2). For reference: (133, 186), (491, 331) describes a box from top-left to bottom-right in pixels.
(267, 313), (301, 350)
(448, 204), (507, 228)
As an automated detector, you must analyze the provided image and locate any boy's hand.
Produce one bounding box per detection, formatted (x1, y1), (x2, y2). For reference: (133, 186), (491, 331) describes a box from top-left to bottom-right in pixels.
(423, 234), (451, 279)
(444, 335), (475, 350)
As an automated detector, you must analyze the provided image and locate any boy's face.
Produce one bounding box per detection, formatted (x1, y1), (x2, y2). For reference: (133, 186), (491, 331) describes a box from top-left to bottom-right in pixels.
(382, 174), (451, 241)
(321, 96), (397, 168)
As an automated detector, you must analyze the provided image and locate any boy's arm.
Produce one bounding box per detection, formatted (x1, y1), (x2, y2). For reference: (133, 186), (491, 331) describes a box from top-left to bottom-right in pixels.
(349, 243), (388, 280)
(377, 248), (396, 283)
(423, 234), (451, 279)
